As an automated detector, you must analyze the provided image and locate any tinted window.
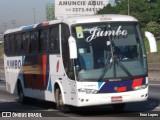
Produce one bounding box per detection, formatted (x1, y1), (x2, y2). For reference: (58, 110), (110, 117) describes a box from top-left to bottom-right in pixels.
(4, 36), (9, 55)
(31, 31), (39, 54)
(9, 35), (14, 54)
(49, 25), (59, 53)
(22, 32), (31, 54)
(61, 23), (74, 79)
(40, 28), (49, 53)
(15, 34), (21, 55)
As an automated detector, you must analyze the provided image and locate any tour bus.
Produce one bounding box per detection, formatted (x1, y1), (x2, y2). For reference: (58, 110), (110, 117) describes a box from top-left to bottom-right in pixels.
(3, 14), (157, 111)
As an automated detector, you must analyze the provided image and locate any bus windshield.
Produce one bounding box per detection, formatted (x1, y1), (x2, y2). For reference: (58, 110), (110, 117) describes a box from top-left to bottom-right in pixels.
(72, 22), (147, 81)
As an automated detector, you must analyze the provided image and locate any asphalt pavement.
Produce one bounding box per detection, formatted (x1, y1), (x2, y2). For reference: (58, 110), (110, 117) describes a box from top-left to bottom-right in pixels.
(0, 80), (160, 119)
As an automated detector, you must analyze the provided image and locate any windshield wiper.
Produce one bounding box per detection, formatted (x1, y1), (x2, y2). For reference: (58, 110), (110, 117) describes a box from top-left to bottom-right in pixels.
(98, 55), (112, 82)
(98, 36), (114, 82)
(98, 37), (133, 82)
(115, 58), (133, 77)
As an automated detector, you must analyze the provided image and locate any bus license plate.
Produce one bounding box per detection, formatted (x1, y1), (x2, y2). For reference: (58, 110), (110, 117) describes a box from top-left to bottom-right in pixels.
(111, 96), (122, 102)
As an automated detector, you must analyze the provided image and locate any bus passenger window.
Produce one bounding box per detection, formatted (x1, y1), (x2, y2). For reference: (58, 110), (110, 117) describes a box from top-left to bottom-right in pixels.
(31, 31), (39, 54)
(22, 32), (31, 54)
(9, 35), (14, 55)
(15, 34), (21, 55)
(4, 36), (9, 55)
(40, 29), (49, 53)
(49, 25), (59, 53)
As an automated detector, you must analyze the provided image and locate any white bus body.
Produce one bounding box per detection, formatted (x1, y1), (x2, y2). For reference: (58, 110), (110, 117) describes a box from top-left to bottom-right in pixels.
(4, 14), (153, 111)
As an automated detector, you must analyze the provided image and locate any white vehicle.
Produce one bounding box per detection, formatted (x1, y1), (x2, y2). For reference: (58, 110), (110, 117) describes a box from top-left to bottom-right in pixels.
(3, 14), (157, 111)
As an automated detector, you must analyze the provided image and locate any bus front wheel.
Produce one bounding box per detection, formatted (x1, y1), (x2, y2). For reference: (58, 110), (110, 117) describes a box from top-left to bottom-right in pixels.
(55, 88), (69, 112)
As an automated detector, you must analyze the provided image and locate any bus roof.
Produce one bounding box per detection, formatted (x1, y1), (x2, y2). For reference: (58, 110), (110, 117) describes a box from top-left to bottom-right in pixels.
(4, 14), (138, 35)
(4, 20), (61, 35)
(62, 14), (138, 26)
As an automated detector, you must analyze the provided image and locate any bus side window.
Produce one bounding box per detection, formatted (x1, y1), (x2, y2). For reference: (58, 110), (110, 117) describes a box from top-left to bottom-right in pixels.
(22, 33), (30, 54)
(49, 25), (59, 53)
(31, 31), (39, 54)
(14, 34), (21, 55)
(22, 33), (26, 54)
(15, 33), (21, 55)
(40, 28), (49, 53)
(4, 36), (9, 56)
(61, 24), (70, 69)
(9, 35), (14, 55)
(61, 23), (75, 80)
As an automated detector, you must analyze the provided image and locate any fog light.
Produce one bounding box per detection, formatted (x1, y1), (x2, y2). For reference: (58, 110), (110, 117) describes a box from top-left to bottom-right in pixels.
(145, 94), (148, 97)
(81, 99), (84, 102)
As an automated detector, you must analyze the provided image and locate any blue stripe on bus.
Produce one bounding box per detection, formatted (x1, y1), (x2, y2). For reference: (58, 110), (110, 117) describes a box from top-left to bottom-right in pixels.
(98, 78), (146, 93)
(22, 25), (34, 31)
(47, 78), (52, 92)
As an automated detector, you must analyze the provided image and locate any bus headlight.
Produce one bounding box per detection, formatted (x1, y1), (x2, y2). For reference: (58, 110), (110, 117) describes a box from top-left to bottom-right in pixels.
(133, 84), (148, 91)
(78, 88), (98, 94)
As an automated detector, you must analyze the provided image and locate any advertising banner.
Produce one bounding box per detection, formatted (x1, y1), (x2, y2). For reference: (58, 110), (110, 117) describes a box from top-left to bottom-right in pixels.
(55, 0), (108, 19)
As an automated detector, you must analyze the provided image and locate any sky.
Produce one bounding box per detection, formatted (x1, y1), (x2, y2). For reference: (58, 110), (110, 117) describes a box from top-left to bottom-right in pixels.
(0, 0), (115, 33)
(0, 0), (53, 32)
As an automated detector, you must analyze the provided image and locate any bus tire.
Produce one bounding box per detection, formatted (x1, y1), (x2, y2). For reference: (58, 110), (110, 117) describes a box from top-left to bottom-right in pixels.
(55, 88), (69, 112)
(112, 103), (125, 112)
(17, 82), (27, 104)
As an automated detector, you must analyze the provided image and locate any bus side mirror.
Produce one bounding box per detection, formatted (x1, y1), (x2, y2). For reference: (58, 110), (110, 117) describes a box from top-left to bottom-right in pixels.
(68, 36), (77, 59)
(145, 31), (157, 53)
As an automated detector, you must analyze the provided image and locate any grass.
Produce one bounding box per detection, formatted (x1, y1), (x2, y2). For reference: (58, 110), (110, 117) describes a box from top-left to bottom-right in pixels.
(144, 38), (160, 63)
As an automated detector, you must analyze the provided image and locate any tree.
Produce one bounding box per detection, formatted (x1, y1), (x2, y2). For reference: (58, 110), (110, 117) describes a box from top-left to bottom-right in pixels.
(146, 21), (160, 37)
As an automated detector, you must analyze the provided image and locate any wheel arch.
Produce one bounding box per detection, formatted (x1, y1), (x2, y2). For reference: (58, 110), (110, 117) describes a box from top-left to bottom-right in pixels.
(54, 81), (66, 104)
(16, 75), (25, 96)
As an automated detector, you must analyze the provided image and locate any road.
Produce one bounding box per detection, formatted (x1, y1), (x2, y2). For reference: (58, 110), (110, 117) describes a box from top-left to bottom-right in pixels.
(0, 80), (160, 120)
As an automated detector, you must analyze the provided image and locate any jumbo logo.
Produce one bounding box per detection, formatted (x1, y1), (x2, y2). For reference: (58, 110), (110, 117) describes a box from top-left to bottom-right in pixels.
(6, 60), (22, 69)
(86, 26), (128, 42)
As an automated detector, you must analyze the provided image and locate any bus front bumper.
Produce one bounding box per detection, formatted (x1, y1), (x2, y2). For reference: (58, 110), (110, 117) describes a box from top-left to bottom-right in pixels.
(75, 86), (148, 107)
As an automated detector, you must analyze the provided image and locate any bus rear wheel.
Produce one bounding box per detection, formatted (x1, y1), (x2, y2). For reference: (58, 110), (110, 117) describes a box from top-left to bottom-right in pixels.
(17, 82), (27, 104)
(55, 88), (69, 112)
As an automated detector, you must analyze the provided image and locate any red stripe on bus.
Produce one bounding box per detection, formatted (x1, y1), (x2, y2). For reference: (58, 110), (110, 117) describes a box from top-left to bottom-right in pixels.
(132, 78), (143, 88)
(42, 22), (49, 26)
(42, 55), (47, 87)
(117, 86), (126, 92)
